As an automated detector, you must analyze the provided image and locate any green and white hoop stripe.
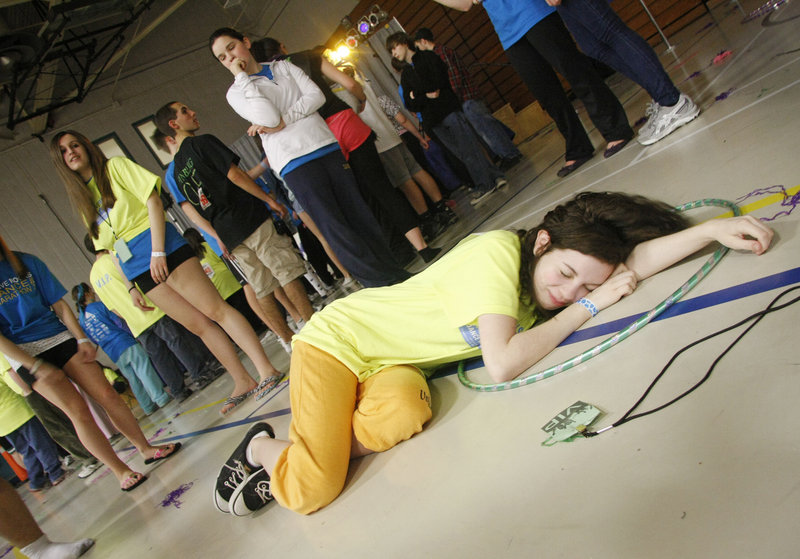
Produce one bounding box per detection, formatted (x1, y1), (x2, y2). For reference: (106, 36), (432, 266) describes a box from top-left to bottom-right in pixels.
(458, 198), (742, 392)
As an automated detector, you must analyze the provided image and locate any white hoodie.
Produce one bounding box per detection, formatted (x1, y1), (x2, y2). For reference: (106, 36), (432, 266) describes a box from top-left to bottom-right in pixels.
(226, 59), (337, 175)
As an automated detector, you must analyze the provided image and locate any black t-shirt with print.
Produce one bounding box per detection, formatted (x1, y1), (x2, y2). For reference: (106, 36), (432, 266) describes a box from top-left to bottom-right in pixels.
(172, 134), (268, 248)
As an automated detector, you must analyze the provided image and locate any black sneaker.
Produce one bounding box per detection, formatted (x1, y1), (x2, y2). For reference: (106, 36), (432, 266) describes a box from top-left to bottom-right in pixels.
(177, 387), (193, 403)
(213, 422), (275, 513)
(230, 468), (274, 516)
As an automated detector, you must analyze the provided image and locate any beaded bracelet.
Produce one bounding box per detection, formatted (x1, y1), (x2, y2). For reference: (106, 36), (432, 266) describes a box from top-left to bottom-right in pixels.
(578, 297), (598, 317)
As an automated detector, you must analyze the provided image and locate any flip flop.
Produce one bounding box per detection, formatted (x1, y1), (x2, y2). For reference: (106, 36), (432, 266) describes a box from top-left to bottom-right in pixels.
(121, 471), (147, 492)
(143, 442), (182, 465)
(253, 374), (286, 402)
(220, 391), (252, 416)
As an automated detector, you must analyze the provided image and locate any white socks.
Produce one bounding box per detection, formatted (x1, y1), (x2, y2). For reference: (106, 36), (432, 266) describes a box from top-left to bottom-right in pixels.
(21, 535), (94, 559)
(245, 431), (269, 468)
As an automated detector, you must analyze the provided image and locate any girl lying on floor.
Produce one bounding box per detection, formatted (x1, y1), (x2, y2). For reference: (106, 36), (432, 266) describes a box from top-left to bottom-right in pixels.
(213, 191), (773, 516)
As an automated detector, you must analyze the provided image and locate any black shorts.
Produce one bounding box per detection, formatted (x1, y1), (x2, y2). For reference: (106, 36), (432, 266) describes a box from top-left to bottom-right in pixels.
(16, 338), (78, 387)
(132, 244), (196, 293)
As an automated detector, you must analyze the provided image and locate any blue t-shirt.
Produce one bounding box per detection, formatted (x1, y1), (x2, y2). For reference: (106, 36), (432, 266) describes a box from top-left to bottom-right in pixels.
(0, 253), (68, 344)
(482, 0), (555, 50)
(79, 301), (136, 362)
(164, 160), (224, 257)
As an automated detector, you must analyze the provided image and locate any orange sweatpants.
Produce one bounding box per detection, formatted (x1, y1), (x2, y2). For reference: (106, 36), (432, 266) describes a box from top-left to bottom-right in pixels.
(270, 341), (432, 514)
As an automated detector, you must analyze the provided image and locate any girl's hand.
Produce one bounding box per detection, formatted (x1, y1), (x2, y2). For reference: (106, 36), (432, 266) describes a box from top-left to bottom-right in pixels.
(587, 266), (637, 311)
(545, 0), (561, 6)
(247, 119), (286, 136)
(708, 216), (773, 255)
(76, 341), (96, 363)
(229, 57), (248, 76)
(150, 254), (169, 284)
(130, 287), (155, 311)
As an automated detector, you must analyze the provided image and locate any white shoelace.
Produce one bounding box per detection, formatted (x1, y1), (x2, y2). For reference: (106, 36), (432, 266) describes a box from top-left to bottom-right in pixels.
(222, 460), (248, 492)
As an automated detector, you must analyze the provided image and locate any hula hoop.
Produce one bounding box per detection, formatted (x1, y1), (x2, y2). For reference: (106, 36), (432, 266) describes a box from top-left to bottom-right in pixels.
(458, 198), (741, 392)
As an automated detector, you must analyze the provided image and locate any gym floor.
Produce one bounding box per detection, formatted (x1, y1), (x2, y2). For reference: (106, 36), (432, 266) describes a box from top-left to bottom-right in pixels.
(8, 2), (800, 557)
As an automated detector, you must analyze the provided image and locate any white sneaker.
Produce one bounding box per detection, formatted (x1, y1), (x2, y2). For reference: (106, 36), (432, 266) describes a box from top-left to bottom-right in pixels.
(77, 461), (101, 479)
(637, 93), (699, 145)
(278, 338), (292, 355)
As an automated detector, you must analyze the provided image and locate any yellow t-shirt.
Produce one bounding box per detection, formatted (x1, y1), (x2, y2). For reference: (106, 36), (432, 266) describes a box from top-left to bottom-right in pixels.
(88, 157), (162, 252)
(90, 253), (164, 337)
(295, 230), (537, 382)
(199, 243), (242, 300)
(0, 371), (34, 436)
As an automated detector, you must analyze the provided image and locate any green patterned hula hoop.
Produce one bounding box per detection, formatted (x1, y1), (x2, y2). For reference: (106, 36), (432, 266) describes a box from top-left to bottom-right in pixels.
(458, 198), (741, 392)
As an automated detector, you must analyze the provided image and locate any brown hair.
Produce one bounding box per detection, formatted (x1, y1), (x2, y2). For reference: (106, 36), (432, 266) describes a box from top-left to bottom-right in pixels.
(49, 131), (115, 239)
(518, 192), (689, 312)
(0, 235), (29, 279)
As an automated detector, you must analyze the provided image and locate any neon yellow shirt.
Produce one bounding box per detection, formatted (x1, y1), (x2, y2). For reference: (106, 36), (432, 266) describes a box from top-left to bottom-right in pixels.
(90, 253), (164, 337)
(0, 374), (34, 436)
(199, 243), (242, 300)
(296, 230), (536, 382)
(88, 157), (162, 252)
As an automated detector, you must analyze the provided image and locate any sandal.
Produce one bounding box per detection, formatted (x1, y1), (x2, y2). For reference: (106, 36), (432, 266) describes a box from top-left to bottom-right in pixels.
(253, 374), (286, 402)
(220, 391), (252, 416)
(121, 471), (147, 492)
(143, 442), (182, 465)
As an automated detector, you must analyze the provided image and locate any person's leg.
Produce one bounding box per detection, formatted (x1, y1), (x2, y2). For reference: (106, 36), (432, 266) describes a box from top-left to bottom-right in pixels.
(557, 0), (680, 106)
(121, 345), (170, 407)
(231, 239), (296, 342)
(285, 154), (409, 287)
(433, 112), (505, 191)
(504, 31), (595, 162)
(16, 418), (64, 485)
(62, 356), (171, 463)
(115, 352), (156, 413)
(297, 211), (351, 280)
(148, 260), (278, 391)
(31, 364), (138, 482)
(462, 99), (522, 161)
(24, 392), (91, 461)
(249, 341), (358, 514)
(256, 292), (294, 343)
(398, 179), (429, 214)
(351, 364), (432, 456)
(5, 429), (47, 490)
(0, 477), (94, 557)
(136, 326), (188, 395)
(347, 140), (430, 252)
(528, 13), (633, 144)
(148, 316), (211, 385)
(236, 221), (314, 323)
(281, 279), (313, 323)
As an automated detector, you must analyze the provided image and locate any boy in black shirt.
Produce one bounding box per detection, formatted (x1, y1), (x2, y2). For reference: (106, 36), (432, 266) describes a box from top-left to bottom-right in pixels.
(156, 101), (313, 345)
(386, 32), (506, 206)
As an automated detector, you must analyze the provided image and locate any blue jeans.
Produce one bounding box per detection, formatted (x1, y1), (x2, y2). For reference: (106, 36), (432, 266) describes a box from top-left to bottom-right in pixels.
(432, 111), (504, 192)
(138, 315), (214, 396)
(462, 99), (521, 160)
(557, 0), (680, 106)
(117, 344), (170, 412)
(6, 417), (64, 490)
